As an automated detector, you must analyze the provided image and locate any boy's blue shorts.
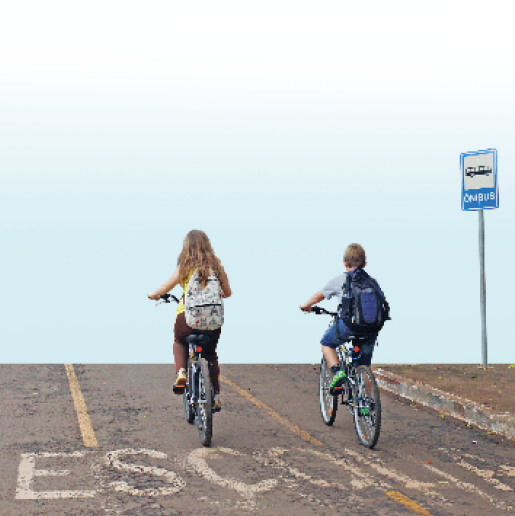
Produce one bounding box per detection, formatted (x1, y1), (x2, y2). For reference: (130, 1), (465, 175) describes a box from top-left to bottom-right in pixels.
(321, 319), (377, 367)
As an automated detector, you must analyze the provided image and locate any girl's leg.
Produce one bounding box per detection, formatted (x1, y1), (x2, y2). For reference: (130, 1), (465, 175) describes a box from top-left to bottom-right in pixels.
(173, 341), (188, 372)
(203, 343), (220, 394)
(208, 356), (220, 395)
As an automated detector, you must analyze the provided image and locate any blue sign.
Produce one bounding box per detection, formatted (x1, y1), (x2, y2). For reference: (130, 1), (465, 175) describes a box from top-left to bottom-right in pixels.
(461, 149), (498, 211)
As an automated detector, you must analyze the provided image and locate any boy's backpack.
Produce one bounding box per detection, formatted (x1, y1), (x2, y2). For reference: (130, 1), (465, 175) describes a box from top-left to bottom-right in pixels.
(184, 269), (224, 331)
(338, 268), (390, 334)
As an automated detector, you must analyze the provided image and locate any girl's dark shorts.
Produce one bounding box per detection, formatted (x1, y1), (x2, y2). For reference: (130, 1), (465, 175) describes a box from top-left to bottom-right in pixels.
(174, 312), (221, 346)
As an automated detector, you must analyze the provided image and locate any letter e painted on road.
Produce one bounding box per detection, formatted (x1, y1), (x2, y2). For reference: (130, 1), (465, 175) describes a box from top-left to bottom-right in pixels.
(16, 452), (96, 500)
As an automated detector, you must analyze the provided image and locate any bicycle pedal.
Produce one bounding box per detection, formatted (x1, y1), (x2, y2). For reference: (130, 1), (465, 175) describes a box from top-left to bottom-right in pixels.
(329, 386), (343, 395)
(172, 385), (185, 395)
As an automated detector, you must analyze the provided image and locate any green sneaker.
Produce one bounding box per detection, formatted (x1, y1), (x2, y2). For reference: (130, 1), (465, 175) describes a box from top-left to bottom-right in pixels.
(330, 370), (347, 390)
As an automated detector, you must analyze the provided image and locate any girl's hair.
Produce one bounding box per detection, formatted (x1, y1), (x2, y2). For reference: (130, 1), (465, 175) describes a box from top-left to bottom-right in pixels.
(177, 230), (222, 288)
(344, 243), (366, 268)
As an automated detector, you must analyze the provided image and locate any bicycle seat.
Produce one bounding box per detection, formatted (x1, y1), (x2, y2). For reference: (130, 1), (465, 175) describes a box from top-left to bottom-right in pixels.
(348, 335), (370, 344)
(185, 334), (215, 346)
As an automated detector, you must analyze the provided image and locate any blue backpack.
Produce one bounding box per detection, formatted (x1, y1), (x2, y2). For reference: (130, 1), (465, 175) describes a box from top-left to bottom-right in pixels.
(339, 268), (390, 334)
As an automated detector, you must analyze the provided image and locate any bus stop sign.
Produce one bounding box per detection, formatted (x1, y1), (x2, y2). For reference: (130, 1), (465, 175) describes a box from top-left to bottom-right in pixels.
(461, 148), (498, 211)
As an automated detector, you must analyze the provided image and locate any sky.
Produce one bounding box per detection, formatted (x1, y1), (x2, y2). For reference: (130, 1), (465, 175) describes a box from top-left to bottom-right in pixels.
(1, 0), (514, 364)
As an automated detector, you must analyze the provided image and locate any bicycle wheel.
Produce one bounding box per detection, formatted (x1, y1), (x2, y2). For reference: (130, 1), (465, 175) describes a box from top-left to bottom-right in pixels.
(183, 360), (195, 424)
(196, 357), (213, 447)
(352, 365), (381, 448)
(319, 358), (337, 425)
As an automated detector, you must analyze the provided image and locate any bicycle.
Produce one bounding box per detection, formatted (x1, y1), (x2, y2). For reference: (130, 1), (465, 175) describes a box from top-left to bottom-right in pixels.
(310, 306), (381, 449)
(155, 293), (217, 447)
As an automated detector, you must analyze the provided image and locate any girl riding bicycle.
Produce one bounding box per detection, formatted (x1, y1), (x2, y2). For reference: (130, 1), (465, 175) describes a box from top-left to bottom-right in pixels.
(148, 230), (231, 409)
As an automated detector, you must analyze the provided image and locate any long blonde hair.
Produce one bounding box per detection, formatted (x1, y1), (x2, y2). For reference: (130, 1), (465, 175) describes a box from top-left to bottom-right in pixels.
(177, 230), (223, 288)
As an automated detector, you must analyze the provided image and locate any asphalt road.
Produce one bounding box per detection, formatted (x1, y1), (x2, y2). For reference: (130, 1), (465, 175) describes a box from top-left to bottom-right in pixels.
(1, 364), (514, 516)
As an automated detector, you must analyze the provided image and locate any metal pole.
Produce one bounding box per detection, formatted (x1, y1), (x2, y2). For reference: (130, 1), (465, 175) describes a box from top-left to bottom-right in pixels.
(478, 210), (488, 368)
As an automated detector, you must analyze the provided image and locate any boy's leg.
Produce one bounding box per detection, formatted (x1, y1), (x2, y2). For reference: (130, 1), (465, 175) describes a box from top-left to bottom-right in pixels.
(356, 333), (378, 367)
(320, 320), (341, 367)
(321, 346), (339, 368)
(321, 320), (351, 389)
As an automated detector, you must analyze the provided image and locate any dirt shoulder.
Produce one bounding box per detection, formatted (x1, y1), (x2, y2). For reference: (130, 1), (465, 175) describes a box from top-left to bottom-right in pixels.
(374, 364), (515, 415)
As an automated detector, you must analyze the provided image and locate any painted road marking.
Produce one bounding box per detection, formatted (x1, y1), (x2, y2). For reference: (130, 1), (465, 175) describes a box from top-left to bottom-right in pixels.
(64, 364), (98, 448)
(221, 373), (437, 516)
(220, 374), (323, 446)
(187, 447), (277, 509)
(385, 491), (433, 516)
(14, 446), (513, 512)
(102, 448), (185, 496)
(16, 451), (96, 499)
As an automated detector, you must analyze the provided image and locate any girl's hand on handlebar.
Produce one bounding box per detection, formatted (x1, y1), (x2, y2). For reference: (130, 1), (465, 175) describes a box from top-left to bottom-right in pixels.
(147, 293), (161, 301)
(300, 304), (312, 312)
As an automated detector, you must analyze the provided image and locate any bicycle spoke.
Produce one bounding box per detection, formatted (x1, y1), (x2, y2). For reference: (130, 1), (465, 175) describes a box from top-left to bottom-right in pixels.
(319, 358), (337, 425)
(352, 366), (381, 448)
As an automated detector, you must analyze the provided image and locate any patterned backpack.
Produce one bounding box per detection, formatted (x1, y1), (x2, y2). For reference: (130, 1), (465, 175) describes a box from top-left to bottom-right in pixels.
(183, 269), (224, 330)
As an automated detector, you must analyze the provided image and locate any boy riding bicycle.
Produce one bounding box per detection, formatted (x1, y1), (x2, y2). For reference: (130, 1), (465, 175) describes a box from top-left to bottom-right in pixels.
(300, 243), (384, 391)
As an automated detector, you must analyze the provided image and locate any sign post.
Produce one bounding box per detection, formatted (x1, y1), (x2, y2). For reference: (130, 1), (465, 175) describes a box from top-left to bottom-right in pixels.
(460, 148), (498, 369)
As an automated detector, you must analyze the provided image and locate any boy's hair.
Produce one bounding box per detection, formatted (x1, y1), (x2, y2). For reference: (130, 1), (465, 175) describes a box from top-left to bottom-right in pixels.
(344, 243), (366, 268)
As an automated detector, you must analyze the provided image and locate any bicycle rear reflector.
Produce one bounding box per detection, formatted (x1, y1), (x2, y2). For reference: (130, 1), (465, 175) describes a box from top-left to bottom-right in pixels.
(196, 346), (203, 352)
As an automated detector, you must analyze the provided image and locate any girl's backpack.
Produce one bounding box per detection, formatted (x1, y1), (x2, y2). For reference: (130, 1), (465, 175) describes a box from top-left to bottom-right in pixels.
(339, 268), (390, 334)
(184, 270), (224, 331)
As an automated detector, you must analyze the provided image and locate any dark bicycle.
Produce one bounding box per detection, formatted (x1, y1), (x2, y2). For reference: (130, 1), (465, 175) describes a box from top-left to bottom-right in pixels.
(311, 306), (381, 448)
(155, 294), (217, 447)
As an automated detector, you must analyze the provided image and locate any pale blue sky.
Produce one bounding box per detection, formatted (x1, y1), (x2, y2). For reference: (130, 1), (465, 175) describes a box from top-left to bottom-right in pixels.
(1, 1), (514, 364)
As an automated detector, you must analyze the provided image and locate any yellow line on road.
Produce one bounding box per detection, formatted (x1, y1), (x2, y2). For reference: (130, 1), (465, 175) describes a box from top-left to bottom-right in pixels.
(64, 364), (98, 448)
(385, 491), (434, 515)
(221, 373), (435, 516)
(220, 374), (324, 446)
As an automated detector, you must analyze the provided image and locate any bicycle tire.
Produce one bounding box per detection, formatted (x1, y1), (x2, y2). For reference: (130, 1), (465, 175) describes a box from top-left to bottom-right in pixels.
(197, 357), (213, 447)
(319, 358), (338, 426)
(352, 365), (381, 448)
(183, 359), (195, 424)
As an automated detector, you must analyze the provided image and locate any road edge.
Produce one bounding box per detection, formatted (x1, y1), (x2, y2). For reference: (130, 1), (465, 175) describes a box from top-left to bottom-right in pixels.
(373, 368), (515, 440)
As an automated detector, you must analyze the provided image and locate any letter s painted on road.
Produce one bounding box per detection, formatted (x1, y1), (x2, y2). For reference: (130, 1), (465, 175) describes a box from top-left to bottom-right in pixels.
(102, 449), (185, 497)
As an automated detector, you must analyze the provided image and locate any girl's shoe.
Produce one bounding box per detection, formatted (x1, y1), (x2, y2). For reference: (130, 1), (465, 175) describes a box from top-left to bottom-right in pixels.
(213, 394), (222, 412)
(173, 369), (187, 395)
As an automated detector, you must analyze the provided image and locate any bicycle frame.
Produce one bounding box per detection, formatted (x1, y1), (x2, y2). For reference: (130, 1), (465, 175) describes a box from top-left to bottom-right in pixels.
(154, 293), (215, 446)
(186, 345), (205, 406)
(310, 304), (382, 448)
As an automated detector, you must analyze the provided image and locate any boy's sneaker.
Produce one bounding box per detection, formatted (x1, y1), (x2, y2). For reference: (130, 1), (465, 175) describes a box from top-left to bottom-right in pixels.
(213, 394), (222, 413)
(330, 370), (347, 392)
(172, 369), (187, 395)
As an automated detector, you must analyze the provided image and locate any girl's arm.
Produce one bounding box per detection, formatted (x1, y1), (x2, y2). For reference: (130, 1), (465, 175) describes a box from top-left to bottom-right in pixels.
(219, 266), (232, 298)
(147, 267), (180, 300)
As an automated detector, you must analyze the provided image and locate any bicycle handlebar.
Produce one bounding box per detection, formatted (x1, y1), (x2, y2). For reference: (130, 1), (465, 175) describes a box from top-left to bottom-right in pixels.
(309, 306), (337, 317)
(151, 293), (180, 306)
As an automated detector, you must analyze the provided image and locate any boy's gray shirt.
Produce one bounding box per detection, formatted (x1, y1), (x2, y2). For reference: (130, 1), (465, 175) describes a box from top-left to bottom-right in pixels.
(321, 272), (349, 303)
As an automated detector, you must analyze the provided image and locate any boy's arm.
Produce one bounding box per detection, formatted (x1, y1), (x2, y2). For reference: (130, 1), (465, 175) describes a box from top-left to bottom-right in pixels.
(300, 291), (325, 311)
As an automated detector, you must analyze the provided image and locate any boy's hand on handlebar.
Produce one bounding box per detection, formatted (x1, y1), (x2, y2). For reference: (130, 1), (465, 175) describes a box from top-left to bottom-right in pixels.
(300, 304), (312, 312)
(147, 293), (161, 301)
